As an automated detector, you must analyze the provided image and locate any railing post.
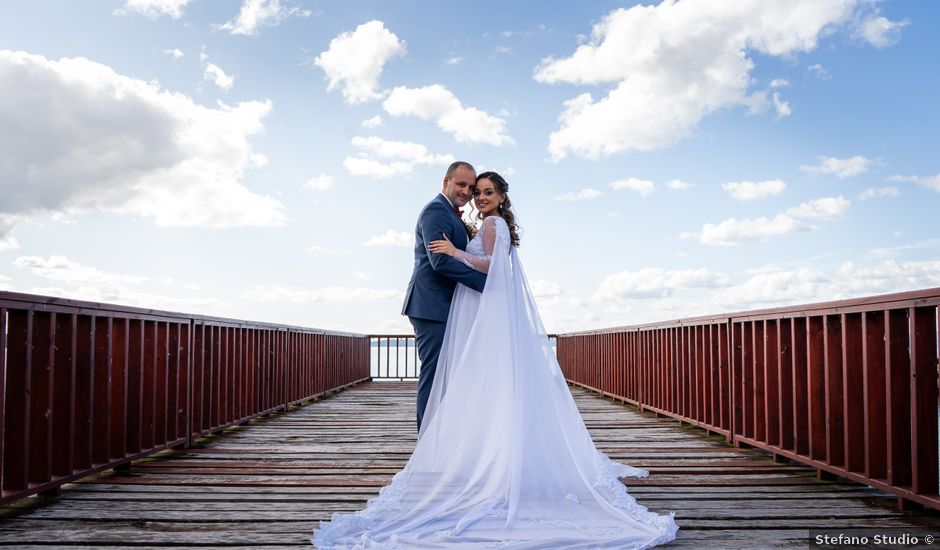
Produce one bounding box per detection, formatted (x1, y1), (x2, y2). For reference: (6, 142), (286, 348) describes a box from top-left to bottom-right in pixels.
(0, 307), (7, 489)
(5, 310), (32, 491)
(185, 321), (193, 449)
(910, 305), (939, 497)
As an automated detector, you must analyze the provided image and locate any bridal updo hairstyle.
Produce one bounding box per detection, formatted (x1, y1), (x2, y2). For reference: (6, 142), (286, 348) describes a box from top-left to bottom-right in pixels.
(476, 171), (520, 248)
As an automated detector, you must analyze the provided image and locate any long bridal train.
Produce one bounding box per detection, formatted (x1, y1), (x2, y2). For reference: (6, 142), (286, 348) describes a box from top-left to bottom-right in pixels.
(313, 216), (678, 549)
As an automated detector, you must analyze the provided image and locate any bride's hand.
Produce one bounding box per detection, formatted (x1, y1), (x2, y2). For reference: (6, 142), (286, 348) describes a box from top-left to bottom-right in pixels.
(428, 234), (456, 256)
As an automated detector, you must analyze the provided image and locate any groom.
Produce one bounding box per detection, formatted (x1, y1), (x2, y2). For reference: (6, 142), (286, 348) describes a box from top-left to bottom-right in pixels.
(402, 161), (487, 431)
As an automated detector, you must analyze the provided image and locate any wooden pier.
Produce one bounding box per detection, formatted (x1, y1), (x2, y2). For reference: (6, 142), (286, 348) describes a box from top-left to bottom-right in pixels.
(1, 381), (937, 548)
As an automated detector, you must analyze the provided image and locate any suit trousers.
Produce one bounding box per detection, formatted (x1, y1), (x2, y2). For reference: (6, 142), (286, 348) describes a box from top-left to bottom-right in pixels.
(409, 316), (447, 432)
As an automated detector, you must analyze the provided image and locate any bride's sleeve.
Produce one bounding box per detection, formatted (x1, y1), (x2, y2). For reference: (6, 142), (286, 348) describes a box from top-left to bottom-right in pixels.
(453, 216), (500, 273)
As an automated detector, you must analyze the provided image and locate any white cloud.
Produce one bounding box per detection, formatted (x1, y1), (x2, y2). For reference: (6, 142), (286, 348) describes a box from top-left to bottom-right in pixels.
(837, 260), (940, 295)
(361, 115), (384, 128)
(533, 1), (876, 160)
(383, 85), (514, 145)
(375, 317), (413, 333)
(594, 268), (731, 300)
(786, 196), (850, 220)
(203, 63), (234, 90)
(772, 92), (791, 119)
(307, 244), (349, 255)
(555, 188), (603, 202)
(800, 155), (872, 178)
(722, 179), (786, 201)
(527, 280), (588, 331)
(610, 177), (654, 196)
(244, 285), (403, 303)
(51, 212), (75, 225)
(31, 285), (225, 312)
(530, 280), (563, 298)
(889, 172), (940, 192)
(446, 55), (463, 65)
(869, 239), (940, 258)
(217, 0), (311, 36)
(666, 179), (692, 191)
(363, 229), (413, 247)
(769, 78), (790, 88)
(305, 174), (334, 191)
(713, 268), (826, 308)
(588, 258), (940, 323)
(314, 20), (406, 104)
(15, 255), (149, 285)
(495, 46), (512, 54)
(744, 263), (787, 276)
(343, 136), (454, 179)
(353, 272), (370, 281)
(0, 51), (284, 237)
(808, 64), (831, 79)
(682, 195), (849, 246)
(117, 0), (189, 19)
(0, 237), (20, 251)
(857, 16), (909, 48)
(14, 255), (225, 312)
(681, 214), (808, 246)
(858, 186), (899, 200)
(0, 215), (22, 240)
(164, 48), (184, 59)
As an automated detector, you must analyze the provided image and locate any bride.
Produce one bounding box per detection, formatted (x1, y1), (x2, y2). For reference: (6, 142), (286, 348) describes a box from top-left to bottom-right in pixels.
(312, 172), (678, 548)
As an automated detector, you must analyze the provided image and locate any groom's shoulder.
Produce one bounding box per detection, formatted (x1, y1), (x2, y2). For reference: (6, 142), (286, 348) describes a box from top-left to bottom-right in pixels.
(419, 195), (447, 217)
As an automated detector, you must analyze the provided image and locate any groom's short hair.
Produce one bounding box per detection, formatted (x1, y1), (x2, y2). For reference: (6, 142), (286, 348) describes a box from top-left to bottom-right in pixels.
(445, 161), (475, 180)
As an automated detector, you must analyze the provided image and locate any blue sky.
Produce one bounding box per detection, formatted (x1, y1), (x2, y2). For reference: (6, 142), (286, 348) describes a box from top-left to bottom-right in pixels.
(0, 0), (937, 333)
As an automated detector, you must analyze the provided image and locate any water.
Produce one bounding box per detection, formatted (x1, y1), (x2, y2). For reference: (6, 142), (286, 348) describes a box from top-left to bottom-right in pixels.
(371, 340), (420, 379)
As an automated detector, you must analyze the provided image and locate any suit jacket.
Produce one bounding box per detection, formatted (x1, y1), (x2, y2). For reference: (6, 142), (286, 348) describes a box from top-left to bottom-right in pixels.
(402, 194), (487, 322)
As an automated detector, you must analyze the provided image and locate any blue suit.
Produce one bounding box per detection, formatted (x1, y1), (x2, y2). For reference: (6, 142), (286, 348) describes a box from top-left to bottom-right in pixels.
(402, 193), (486, 430)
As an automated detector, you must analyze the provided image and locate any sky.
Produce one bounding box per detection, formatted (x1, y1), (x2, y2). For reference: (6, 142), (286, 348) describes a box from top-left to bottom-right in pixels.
(0, 0), (938, 334)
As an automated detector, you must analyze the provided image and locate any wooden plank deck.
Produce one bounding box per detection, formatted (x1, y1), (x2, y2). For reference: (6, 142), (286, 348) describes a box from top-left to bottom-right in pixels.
(0, 380), (937, 548)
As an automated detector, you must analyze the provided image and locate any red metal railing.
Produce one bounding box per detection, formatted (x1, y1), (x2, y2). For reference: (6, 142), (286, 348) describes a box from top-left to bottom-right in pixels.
(0, 291), (369, 506)
(556, 287), (940, 511)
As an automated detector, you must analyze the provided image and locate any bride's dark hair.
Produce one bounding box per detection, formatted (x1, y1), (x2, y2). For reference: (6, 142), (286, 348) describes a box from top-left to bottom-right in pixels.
(476, 171), (520, 248)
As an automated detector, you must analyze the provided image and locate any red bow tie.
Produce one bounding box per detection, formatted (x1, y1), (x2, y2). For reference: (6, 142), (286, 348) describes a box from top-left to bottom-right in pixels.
(453, 206), (462, 218)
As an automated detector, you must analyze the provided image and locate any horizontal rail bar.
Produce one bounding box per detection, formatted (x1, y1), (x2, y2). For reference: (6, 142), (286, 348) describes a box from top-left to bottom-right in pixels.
(0, 291), (362, 336)
(564, 287), (940, 335)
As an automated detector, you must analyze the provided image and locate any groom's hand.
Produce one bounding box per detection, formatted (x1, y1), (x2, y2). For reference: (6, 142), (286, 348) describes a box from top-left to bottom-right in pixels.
(428, 233), (456, 257)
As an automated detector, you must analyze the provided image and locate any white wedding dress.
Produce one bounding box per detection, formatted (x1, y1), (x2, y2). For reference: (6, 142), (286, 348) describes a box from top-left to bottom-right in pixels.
(312, 216), (678, 549)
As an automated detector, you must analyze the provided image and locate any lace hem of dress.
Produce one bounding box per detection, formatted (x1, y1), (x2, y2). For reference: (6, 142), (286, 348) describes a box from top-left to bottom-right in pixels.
(590, 451), (678, 541)
(311, 464), (414, 549)
(311, 454), (678, 549)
